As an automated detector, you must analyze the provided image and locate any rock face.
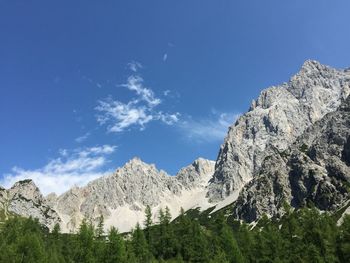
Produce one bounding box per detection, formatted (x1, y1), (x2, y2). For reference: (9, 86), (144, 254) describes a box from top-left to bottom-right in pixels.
(2, 60), (350, 231)
(1, 158), (214, 233)
(52, 157), (215, 232)
(234, 95), (350, 222)
(207, 60), (350, 202)
(0, 179), (61, 229)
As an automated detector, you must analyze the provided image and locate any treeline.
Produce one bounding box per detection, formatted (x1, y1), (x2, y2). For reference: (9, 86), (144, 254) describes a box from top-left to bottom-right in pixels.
(0, 206), (350, 262)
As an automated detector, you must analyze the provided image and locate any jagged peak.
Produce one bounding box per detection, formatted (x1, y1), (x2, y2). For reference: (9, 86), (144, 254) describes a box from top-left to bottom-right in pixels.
(112, 157), (169, 179)
(192, 158), (215, 170)
(127, 156), (144, 164)
(295, 59), (340, 78)
(11, 179), (38, 190)
(177, 158), (215, 179)
(301, 59), (323, 70)
(124, 157), (156, 169)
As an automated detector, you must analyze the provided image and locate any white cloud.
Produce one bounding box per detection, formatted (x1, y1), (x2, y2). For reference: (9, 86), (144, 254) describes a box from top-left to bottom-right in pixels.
(157, 112), (180, 125)
(0, 145), (117, 195)
(163, 53), (168, 62)
(96, 63), (179, 133)
(178, 112), (240, 143)
(96, 99), (154, 132)
(127, 61), (143, 72)
(121, 75), (161, 107)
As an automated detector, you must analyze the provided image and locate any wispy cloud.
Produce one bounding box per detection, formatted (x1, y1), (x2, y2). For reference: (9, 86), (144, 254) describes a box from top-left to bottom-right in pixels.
(163, 53), (168, 62)
(0, 145), (117, 195)
(121, 75), (161, 107)
(96, 63), (179, 133)
(75, 132), (90, 143)
(178, 112), (240, 143)
(163, 90), (171, 96)
(127, 61), (143, 72)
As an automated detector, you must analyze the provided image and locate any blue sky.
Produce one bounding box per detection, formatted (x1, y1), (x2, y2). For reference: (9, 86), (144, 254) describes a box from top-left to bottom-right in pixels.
(1, 0), (350, 194)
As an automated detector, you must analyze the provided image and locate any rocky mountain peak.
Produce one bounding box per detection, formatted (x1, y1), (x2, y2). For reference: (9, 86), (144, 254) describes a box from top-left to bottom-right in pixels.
(9, 179), (42, 203)
(234, 94), (350, 222)
(0, 179), (61, 230)
(300, 59), (325, 71)
(207, 60), (350, 202)
(119, 157), (163, 177)
(191, 158), (215, 176)
(176, 158), (215, 188)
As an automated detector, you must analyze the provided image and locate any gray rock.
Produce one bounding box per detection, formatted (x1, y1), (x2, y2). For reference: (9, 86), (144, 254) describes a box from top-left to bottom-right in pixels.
(234, 95), (350, 222)
(52, 157), (214, 232)
(0, 179), (61, 230)
(208, 60), (350, 202)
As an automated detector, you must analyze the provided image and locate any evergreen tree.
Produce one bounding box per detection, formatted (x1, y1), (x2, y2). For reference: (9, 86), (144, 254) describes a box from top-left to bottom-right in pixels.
(338, 215), (350, 262)
(75, 219), (97, 263)
(104, 226), (127, 263)
(144, 205), (154, 253)
(156, 207), (178, 259)
(131, 223), (153, 263)
(214, 213), (244, 263)
(96, 215), (105, 239)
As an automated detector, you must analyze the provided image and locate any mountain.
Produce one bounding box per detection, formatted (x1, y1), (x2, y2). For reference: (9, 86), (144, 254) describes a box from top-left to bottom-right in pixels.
(207, 60), (350, 202)
(48, 157), (214, 232)
(233, 94), (350, 222)
(1, 60), (350, 232)
(0, 179), (60, 230)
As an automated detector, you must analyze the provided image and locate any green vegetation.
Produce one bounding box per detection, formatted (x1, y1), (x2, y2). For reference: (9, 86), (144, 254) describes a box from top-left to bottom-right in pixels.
(0, 206), (350, 262)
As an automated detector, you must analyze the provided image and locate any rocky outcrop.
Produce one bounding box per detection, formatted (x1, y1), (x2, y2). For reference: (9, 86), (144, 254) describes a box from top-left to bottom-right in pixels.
(234, 95), (350, 222)
(0, 179), (61, 229)
(1, 158), (214, 233)
(208, 60), (350, 202)
(52, 157), (215, 232)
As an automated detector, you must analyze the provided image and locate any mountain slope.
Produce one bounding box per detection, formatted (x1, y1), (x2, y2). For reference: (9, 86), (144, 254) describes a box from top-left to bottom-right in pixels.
(0, 180), (60, 230)
(1, 60), (350, 232)
(234, 94), (350, 222)
(51, 157), (215, 232)
(208, 60), (350, 202)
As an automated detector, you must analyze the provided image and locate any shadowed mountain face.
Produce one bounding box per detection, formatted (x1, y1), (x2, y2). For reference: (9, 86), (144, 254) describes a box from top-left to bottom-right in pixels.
(207, 60), (350, 202)
(2, 60), (350, 231)
(0, 179), (60, 230)
(234, 95), (350, 222)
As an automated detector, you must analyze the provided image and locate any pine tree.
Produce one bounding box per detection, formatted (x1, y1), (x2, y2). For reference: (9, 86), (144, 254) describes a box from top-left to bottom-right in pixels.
(144, 205), (154, 253)
(214, 213), (244, 263)
(96, 214), (105, 239)
(156, 206), (178, 259)
(131, 223), (153, 263)
(338, 215), (350, 262)
(75, 219), (96, 263)
(104, 226), (127, 263)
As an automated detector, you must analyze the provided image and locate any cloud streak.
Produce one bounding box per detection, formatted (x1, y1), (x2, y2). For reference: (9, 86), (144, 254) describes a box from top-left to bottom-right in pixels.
(178, 112), (240, 143)
(0, 145), (117, 195)
(75, 132), (90, 143)
(127, 61), (143, 72)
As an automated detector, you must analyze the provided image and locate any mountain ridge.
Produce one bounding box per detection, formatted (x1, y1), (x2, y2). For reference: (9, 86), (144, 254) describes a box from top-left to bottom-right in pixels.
(1, 60), (350, 232)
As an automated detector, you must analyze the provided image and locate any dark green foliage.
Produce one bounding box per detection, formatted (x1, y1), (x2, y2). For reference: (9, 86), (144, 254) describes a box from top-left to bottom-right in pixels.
(104, 226), (127, 263)
(131, 223), (153, 262)
(74, 219), (96, 263)
(1, 207), (350, 262)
